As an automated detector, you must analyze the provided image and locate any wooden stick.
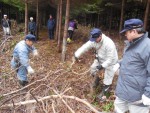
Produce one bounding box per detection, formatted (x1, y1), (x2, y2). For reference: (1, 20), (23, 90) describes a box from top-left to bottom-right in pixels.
(53, 89), (75, 113)
(1, 94), (102, 113)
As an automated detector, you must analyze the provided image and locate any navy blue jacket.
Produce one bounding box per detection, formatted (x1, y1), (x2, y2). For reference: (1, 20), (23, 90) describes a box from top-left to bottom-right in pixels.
(1, 19), (11, 28)
(47, 19), (55, 30)
(28, 21), (36, 31)
(115, 32), (150, 102)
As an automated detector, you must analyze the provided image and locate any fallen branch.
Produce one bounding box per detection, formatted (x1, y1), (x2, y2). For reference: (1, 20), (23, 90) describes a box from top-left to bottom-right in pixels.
(1, 69), (63, 97)
(0, 94), (102, 113)
(53, 89), (75, 113)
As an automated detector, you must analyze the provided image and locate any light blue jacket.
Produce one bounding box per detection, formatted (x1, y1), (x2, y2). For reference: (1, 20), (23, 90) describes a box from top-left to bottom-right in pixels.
(115, 32), (150, 102)
(11, 40), (36, 69)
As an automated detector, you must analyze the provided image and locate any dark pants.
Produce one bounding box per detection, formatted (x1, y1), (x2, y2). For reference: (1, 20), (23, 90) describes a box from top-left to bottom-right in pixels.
(48, 29), (54, 39)
(29, 30), (36, 36)
(68, 30), (74, 39)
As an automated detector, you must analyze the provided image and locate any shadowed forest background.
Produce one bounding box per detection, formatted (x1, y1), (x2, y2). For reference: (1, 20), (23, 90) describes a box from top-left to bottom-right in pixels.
(0, 0), (150, 113)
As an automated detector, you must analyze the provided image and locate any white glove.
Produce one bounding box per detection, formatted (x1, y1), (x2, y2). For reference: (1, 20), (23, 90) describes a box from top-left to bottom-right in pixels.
(113, 63), (120, 72)
(33, 50), (38, 56)
(27, 66), (35, 74)
(142, 94), (150, 105)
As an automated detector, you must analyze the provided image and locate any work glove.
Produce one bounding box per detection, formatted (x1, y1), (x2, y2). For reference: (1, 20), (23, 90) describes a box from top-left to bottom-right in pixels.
(72, 56), (79, 63)
(142, 94), (150, 105)
(96, 65), (103, 71)
(33, 50), (38, 56)
(27, 66), (35, 74)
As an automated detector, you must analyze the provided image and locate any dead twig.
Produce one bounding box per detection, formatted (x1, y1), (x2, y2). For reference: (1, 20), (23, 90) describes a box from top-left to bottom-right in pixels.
(0, 94), (102, 113)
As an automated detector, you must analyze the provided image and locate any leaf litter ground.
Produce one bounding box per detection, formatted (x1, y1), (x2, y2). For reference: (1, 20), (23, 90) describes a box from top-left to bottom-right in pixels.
(0, 27), (124, 113)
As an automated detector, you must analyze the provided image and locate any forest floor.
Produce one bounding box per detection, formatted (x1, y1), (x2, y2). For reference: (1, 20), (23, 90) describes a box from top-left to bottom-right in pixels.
(0, 25), (124, 113)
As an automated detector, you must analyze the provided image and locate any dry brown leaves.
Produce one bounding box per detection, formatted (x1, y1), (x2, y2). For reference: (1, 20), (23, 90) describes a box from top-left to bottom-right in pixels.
(0, 26), (124, 113)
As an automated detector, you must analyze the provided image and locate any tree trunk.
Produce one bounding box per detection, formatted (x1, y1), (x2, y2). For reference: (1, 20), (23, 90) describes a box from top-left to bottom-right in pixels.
(144, 0), (150, 30)
(25, 0), (28, 35)
(109, 7), (113, 34)
(61, 0), (70, 62)
(119, 0), (125, 34)
(56, 2), (60, 41)
(97, 13), (100, 27)
(58, 0), (63, 52)
(36, 0), (39, 40)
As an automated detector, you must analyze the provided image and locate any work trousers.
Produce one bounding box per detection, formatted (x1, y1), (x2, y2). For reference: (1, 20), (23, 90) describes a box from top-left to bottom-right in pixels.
(114, 97), (150, 113)
(48, 29), (54, 39)
(3, 27), (10, 35)
(90, 59), (116, 85)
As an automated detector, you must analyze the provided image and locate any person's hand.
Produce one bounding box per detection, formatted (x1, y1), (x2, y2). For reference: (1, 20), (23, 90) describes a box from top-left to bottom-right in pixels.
(142, 94), (150, 105)
(27, 66), (35, 74)
(96, 65), (103, 71)
(72, 56), (79, 63)
(33, 50), (38, 56)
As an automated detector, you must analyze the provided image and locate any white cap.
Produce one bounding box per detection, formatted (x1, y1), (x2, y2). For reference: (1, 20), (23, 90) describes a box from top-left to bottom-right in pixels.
(4, 14), (7, 17)
(30, 17), (33, 20)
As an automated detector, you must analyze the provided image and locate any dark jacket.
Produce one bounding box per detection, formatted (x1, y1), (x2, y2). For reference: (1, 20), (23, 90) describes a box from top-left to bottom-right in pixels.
(47, 19), (55, 30)
(115, 32), (150, 102)
(1, 19), (11, 28)
(28, 21), (36, 31)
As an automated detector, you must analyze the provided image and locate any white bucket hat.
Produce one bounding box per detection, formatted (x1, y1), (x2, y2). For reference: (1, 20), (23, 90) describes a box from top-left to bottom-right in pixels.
(30, 17), (33, 20)
(4, 14), (7, 17)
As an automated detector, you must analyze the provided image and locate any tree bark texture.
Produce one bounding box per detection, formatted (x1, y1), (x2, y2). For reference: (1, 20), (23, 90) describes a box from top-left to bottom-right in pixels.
(36, 0), (39, 40)
(61, 0), (70, 62)
(55, 3), (60, 41)
(58, 0), (62, 53)
(144, 0), (150, 30)
(25, 0), (28, 35)
(119, 0), (125, 33)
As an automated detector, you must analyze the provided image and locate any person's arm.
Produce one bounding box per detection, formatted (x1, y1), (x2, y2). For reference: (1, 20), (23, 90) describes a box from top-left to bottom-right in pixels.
(74, 41), (94, 58)
(8, 19), (11, 29)
(143, 55), (150, 97)
(142, 49), (150, 105)
(34, 22), (36, 31)
(53, 19), (56, 29)
(28, 22), (30, 31)
(31, 46), (38, 56)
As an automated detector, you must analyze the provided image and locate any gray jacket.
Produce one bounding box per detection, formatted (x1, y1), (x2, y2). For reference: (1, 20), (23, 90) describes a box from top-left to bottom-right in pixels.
(115, 32), (150, 102)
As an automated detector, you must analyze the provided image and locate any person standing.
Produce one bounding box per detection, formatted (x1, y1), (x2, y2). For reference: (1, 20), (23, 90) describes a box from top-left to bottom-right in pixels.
(28, 17), (36, 36)
(1, 14), (11, 36)
(47, 14), (55, 40)
(73, 28), (118, 100)
(114, 19), (150, 113)
(11, 34), (38, 87)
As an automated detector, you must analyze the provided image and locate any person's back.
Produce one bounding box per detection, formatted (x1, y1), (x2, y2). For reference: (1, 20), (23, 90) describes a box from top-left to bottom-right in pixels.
(69, 21), (75, 28)
(67, 19), (78, 42)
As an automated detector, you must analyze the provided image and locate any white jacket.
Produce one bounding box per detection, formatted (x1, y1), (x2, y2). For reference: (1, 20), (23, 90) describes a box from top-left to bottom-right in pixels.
(75, 34), (118, 68)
